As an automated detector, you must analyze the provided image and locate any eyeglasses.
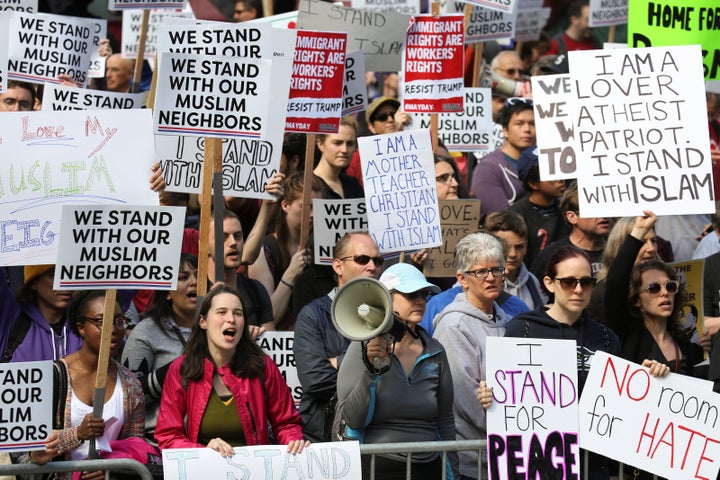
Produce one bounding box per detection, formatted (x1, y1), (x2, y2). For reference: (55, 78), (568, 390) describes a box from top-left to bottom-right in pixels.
(643, 281), (679, 295)
(395, 289), (433, 301)
(435, 173), (458, 184)
(373, 111), (396, 123)
(465, 267), (505, 279)
(339, 254), (385, 266)
(494, 67), (522, 77)
(505, 97), (533, 107)
(555, 277), (597, 291)
(83, 315), (131, 331)
(2, 98), (33, 111)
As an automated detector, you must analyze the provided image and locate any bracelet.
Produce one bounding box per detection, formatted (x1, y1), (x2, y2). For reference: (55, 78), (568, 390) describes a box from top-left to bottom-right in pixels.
(280, 279), (293, 288)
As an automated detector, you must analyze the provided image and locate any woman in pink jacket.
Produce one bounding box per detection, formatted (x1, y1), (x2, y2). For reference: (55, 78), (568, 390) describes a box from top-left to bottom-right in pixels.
(155, 285), (308, 457)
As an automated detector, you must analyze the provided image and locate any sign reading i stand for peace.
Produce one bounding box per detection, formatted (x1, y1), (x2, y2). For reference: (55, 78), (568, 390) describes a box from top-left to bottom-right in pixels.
(589, 0), (627, 27)
(109, 0), (187, 10)
(286, 30), (347, 134)
(413, 88), (492, 150)
(0, 361), (52, 453)
(313, 198), (368, 264)
(486, 337), (580, 480)
(359, 129), (441, 253)
(0, 0), (37, 12)
(342, 51), (368, 116)
(402, 15), (464, 114)
(579, 351), (720, 480)
(54, 205), (185, 290)
(446, 1), (515, 42)
(570, 45), (715, 217)
(122, 9), (193, 58)
(8, 12), (95, 86)
(42, 84), (144, 110)
(154, 53), (272, 139)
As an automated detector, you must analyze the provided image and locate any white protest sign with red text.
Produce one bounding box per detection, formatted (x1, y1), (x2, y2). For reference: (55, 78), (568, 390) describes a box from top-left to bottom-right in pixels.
(402, 14), (464, 114)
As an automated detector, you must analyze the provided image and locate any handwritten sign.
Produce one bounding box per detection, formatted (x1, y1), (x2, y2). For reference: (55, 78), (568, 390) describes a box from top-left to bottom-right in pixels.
(313, 199), (368, 264)
(42, 84), (143, 111)
(413, 88), (492, 150)
(402, 15), (464, 114)
(258, 332), (301, 406)
(297, 0), (411, 72)
(286, 30), (347, 134)
(162, 442), (362, 480)
(0, 0), (37, 12)
(109, 0), (187, 10)
(570, 45), (715, 217)
(0, 361), (52, 453)
(589, 0), (627, 27)
(447, 1), (515, 42)
(359, 129), (441, 253)
(424, 200), (481, 277)
(531, 74), (578, 180)
(514, 6), (551, 42)
(342, 51), (367, 117)
(54, 205), (184, 290)
(351, 0), (420, 15)
(579, 351), (720, 480)
(8, 12), (95, 86)
(122, 9), (192, 59)
(0, 110), (158, 266)
(629, 0), (720, 80)
(486, 337), (580, 480)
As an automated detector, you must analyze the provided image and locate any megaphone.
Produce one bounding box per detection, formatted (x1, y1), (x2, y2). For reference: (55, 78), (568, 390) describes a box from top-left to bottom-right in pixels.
(479, 60), (531, 98)
(331, 277), (393, 341)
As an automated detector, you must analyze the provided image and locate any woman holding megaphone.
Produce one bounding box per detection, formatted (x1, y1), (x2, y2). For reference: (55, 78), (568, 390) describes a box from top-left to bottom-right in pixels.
(336, 263), (458, 480)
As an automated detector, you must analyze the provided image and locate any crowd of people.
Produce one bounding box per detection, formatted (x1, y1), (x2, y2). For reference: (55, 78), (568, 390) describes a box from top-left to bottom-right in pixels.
(2, 0), (719, 479)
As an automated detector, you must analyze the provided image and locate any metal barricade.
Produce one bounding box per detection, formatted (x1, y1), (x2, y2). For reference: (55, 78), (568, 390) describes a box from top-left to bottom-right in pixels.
(0, 458), (152, 480)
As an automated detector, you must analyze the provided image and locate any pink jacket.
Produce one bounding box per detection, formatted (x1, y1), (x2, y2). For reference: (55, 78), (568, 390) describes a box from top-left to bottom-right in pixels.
(155, 355), (304, 449)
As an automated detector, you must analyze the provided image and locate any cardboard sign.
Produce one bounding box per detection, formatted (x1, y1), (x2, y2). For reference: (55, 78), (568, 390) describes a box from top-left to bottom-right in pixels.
(423, 200), (481, 277)
(570, 45), (715, 217)
(8, 12), (96, 86)
(514, 7), (551, 42)
(162, 442), (362, 480)
(629, 0), (720, 80)
(313, 199), (368, 264)
(351, 0), (420, 15)
(257, 332), (301, 405)
(342, 51), (368, 116)
(0, 13), (8, 93)
(0, 361), (52, 453)
(154, 53), (272, 139)
(297, 0), (411, 72)
(402, 15), (464, 114)
(579, 351), (720, 480)
(87, 19), (108, 78)
(359, 129), (441, 253)
(0, 0), (37, 13)
(531, 74), (579, 181)
(109, 0), (187, 10)
(122, 9), (193, 59)
(589, 0), (628, 27)
(486, 338), (580, 480)
(286, 30), (347, 134)
(42, 84), (144, 110)
(54, 205), (185, 290)
(413, 87), (492, 151)
(446, 1), (515, 42)
(0, 110), (158, 266)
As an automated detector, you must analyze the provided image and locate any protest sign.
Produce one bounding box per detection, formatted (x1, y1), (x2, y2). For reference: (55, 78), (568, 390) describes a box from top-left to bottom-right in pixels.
(248, 10), (298, 28)
(110, 0), (186, 10)
(122, 9), (192, 59)
(413, 88), (492, 150)
(87, 19), (107, 78)
(629, 0), (720, 80)
(0, 109), (158, 266)
(531, 74), (579, 180)
(486, 337), (580, 480)
(8, 12), (96, 86)
(359, 129), (441, 253)
(0, 13), (8, 93)
(402, 14), (464, 114)
(258, 332), (301, 405)
(670, 259), (705, 343)
(342, 51), (367, 117)
(313, 199), (368, 264)
(157, 21), (272, 61)
(423, 200), (481, 277)
(154, 53), (272, 139)
(461, 0), (515, 14)
(42, 84), (143, 110)
(54, 205), (184, 290)
(0, 361), (52, 453)
(162, 442), (362, 480)
(447, 1), (515, 42)
(0, 0), (36, 13)
(579, 351), (720, 480)
(570, 45), (715, 217)
(514, 7), (551, 42)
(286, 30), (347, 134)
(297, 0), (411, 72)
(351, 0), (420, 16)
(589, 0), (627, 27)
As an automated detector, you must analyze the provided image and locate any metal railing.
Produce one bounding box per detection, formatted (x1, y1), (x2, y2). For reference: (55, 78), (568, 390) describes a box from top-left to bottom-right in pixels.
(0, 458), (152, 480)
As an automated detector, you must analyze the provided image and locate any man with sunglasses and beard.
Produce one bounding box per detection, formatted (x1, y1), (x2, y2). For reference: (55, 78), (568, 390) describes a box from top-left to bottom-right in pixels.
(294, 232), (384, 442)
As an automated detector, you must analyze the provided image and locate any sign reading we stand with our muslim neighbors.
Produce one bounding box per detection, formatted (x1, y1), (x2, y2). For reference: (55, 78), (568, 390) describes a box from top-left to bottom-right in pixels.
(402, 14), (464, 113)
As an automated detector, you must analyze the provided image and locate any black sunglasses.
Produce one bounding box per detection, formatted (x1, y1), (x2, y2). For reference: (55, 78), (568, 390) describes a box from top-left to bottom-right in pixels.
(395, 289), (433, 301)
(339, 254), (385, 266)
(555, 277), (597, 290)
(373, 111), (396, 123)
(644, 281), (679, 295)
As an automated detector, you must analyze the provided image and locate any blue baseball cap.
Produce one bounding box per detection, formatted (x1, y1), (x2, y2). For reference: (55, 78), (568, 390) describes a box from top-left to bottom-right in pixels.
(379, 263), (440, 294)
(517, 145), (539, 181)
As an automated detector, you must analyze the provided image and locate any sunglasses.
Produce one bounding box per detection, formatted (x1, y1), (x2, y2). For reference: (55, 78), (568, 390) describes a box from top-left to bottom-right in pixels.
(373, 111), (396, 123)
(339, 254), (385, 266)
(435, 173), (459, 184)
(465, 267), (505, 279)
(395, 289), (433, 301)
(495, 67), (522, 76)
(643, 281), (679, 295)
(83, 315), (131, 331)
(505, 97), (533, 107)
(555, 277), (597, 290)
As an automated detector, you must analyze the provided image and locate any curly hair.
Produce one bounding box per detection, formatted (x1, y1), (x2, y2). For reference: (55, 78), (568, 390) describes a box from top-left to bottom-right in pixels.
(67, 290), (111, 336)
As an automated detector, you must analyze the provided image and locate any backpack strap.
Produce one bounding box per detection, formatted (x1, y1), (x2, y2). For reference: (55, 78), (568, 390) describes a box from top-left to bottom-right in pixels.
(1, 313), (33, 363)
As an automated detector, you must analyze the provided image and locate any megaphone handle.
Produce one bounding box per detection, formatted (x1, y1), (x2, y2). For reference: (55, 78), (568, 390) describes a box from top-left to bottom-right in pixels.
(362, 338), (392, 375)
